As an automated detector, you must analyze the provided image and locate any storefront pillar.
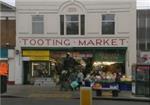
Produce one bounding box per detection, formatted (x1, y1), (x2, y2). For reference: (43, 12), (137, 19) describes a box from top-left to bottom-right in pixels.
(15, 49), (23, 84)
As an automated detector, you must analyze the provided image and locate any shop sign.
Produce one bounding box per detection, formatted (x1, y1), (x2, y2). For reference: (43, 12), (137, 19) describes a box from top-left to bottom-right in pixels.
(30, 57), (49, 61)
(94, 52), (125, 62)
(18, 37), (128, 47)
(22, 50), (49, 57)
(22, 50), (50, 61)
(22, 57), (49, 61)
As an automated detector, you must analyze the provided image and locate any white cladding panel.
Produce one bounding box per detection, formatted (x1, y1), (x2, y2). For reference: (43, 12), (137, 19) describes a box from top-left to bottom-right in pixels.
(45, 14), (59, 35)
(17, 14), (31, 35)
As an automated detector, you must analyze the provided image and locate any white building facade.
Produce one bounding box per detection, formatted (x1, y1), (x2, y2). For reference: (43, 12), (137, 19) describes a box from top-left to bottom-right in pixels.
(16, 0), (136, 84)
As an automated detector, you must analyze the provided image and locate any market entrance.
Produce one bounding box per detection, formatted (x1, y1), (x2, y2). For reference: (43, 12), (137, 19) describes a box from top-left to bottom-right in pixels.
(22, 48), (126, 86)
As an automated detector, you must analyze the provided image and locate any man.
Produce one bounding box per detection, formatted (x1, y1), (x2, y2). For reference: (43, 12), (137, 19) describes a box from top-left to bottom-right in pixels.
(0, 61), (8, 93)
(63, 52), (75, 72)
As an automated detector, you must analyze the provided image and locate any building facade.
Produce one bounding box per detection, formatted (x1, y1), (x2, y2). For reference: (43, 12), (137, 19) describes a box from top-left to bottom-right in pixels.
(16, 0), (136, 84)
(0, 1), (16, 84)
(137, 9), (150, 64)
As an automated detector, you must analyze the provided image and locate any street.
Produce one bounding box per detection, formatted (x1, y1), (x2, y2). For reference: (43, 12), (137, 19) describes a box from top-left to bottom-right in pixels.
(1, 98), (149, 105)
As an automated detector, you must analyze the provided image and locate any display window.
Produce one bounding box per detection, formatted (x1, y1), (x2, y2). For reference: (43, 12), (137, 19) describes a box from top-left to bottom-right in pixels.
(31, 62), (50, 77)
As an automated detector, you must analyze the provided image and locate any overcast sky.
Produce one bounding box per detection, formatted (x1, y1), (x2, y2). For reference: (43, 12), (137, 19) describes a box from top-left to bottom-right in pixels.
(1, 0), (150, 9)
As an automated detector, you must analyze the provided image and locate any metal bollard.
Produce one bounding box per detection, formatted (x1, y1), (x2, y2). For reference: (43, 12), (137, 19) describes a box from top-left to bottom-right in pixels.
(80, 87), (92, 105)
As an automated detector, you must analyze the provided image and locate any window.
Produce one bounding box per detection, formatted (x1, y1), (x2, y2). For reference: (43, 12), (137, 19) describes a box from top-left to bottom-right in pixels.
(60, 15), (85, 35)
(32, 15), (44, 34)
(66, 15), (79, 35)
(102, 14), (115, 35)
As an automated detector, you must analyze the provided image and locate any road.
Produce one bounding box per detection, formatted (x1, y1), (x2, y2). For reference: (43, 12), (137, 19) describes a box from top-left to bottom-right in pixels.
(1, 98), (150, 105)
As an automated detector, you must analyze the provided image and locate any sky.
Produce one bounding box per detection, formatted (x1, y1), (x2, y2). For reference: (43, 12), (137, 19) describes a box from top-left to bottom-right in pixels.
(1, 0), (150, 9)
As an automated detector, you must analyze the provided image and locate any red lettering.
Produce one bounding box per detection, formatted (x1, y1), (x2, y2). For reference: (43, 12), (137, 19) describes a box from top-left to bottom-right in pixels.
(87, 40), (95, 46)
(45, 39), (51, 45)
(37, 39), (44, 46)
(55, 39), (63, 45)
(111, 39), (117, 45)
(79, 40), (86, 46)
(96, 39), (102, 45)
(119, 39), (126, 45)
(30, 39), (36, 45)
(103, 39), (109, 45)
(64, 39), (70, 46)
(22, 38), (28, 45)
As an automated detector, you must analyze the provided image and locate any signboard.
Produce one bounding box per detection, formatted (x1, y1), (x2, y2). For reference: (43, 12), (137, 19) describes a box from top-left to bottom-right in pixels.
(94, 51), (125, 62)
(140, 52), (150, 64)
(22, 57), (49, 61)
(22, 50), (49, 57)
(22, 50), (50, 61)
(18, 37), (128, 47)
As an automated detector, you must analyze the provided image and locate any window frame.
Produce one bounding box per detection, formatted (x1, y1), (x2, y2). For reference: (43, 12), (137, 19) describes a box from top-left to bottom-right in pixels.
(60, 14), (85, 35)
(32, 15), (44, 34)
(101, 14), (115, 35)
(65, 15), (80, 35)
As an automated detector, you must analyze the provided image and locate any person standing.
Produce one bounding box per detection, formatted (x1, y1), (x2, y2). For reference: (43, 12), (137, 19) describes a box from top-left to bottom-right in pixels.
(0, 61), (8, 93)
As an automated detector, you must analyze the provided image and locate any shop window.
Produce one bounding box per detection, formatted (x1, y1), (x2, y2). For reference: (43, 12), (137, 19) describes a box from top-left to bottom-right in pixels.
(102, 14), (115, 35)
(32, 15), (44, 34)
(60, 15), (85, 35)
(32, 62), (49, 77)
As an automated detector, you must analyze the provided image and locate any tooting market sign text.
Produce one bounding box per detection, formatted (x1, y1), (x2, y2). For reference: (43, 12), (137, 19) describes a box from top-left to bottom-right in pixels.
(18, 37), (128, 47)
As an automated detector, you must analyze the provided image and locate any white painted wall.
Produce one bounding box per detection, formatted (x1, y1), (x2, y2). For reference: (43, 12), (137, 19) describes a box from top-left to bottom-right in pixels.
(16, 0), (136, 84)
(8, 49), (15, 83)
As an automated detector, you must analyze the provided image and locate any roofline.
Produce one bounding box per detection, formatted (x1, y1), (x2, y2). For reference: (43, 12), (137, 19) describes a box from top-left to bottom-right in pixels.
(0, 1), (16, 11)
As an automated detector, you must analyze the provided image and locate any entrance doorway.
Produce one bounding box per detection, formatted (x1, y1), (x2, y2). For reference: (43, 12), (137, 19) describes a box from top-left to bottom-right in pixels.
(23, 61), (51, 84)
(23, 61), (30, 84)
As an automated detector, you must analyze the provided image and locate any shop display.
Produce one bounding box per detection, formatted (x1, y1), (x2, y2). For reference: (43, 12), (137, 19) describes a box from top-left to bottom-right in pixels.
(22, 49), (126, 91)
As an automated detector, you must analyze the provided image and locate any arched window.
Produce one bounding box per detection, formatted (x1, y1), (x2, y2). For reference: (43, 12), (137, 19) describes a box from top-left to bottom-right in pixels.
(59, 1), (86, 35)
(60, 14), (84, 35)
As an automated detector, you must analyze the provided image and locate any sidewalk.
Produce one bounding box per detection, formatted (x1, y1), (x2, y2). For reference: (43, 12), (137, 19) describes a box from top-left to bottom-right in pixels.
(1, 85), (72, 98)
(1, 85), (150, 102)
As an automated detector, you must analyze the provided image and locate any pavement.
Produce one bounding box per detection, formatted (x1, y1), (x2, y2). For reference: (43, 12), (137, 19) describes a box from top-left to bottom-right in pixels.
(1, 85), (150, 102)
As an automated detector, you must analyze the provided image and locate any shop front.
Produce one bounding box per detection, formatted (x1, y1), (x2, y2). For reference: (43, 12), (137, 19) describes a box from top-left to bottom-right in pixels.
(22, 50), (50, 84)
(21, 47), (126, 85)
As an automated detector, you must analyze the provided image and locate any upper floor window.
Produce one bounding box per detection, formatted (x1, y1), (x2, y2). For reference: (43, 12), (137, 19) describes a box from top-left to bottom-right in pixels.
(102, 14), (115, 35)
(32, 15), (44, 34)
(60, 15), (85, 35)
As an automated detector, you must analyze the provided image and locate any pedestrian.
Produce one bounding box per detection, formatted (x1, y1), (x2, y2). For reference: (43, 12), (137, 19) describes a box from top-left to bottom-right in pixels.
(60, 70), (69, 91)
(77, 70), (84, 87)
(84, 74), (91, 87)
